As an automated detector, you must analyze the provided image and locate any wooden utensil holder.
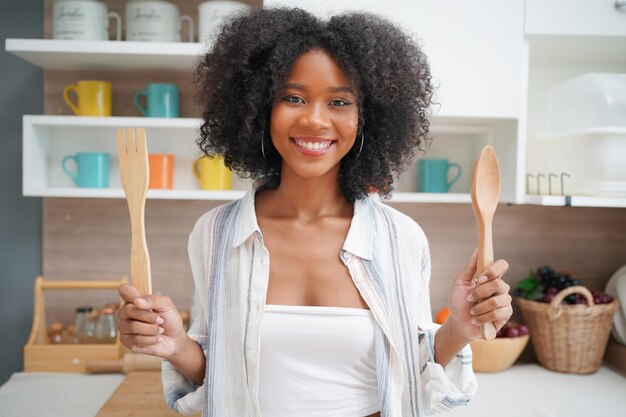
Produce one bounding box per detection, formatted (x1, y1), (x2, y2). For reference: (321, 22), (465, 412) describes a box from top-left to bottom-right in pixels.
(24, 276), (128, 372)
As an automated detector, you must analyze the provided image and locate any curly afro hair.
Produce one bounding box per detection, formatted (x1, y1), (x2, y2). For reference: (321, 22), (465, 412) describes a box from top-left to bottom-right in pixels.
(195, 7), (434, 202)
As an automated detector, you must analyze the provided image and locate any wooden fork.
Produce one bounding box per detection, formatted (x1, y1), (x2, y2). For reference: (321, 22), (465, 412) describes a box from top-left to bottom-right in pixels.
(117, 128), (152, 295)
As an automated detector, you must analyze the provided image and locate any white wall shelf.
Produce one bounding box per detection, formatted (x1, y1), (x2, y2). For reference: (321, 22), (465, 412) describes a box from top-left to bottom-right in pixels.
(22, 115), (479, 203)
(523, 195), (626, 208)
(35, 187), (246, 201)
(5, 39), (206, 71)
(387, 193), (471, 204)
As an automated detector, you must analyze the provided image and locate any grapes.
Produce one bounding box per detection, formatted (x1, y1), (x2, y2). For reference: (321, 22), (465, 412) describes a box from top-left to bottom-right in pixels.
(506, 327), (520, 338)
(516, 266), (615, 306)
(574, 295), (588, 305)
(517, 325), (529, 336)
(496, 322), (529, 338)
(591, 290), (614, 305)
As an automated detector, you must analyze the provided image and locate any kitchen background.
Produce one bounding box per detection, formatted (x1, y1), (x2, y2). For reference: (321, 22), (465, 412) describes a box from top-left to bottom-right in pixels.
(1, 0), (626, 387)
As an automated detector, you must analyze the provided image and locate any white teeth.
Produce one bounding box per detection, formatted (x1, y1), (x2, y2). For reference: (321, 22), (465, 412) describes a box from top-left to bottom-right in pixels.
(294, 139), (332, 151)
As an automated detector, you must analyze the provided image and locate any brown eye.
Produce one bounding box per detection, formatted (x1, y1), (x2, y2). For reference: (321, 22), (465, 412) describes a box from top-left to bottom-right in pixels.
(282, 95), (304, 104)
(330, 99), (352, 107)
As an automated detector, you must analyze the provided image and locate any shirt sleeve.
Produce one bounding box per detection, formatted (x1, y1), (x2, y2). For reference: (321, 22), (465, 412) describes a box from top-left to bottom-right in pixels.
(417, 237), (478, 415)
(161, 214), (209, 415)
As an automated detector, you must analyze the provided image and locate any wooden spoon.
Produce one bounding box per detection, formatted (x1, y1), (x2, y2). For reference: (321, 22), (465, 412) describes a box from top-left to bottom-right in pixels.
(470, 145), (500, 340)
(117, 128), (152, 295)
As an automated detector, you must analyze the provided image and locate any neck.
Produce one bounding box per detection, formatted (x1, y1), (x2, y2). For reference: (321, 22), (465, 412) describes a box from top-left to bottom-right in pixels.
(260, 165), (352, 222)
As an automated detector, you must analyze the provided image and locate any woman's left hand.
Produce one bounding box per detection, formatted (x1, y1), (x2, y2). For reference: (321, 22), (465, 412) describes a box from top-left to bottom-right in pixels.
(447, 249), (512, 341)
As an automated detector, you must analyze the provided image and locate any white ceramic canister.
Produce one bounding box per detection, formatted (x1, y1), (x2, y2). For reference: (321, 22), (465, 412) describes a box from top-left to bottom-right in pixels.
(198, 1), (250, 44)
(125, 0), (194, 42)
(53, 0), (121, 40)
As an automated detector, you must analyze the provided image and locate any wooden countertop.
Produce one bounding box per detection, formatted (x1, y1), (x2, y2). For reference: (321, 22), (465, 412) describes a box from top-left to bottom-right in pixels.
(96, 372), (200, 417)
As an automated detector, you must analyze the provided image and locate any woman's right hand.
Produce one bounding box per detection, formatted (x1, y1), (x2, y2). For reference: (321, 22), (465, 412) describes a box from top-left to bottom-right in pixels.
(117, 283), (187, 359)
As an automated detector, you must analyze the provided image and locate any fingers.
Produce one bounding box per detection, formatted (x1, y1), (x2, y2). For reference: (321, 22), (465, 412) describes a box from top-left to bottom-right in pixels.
(125, 318), (164, 336)
(118, 283), (143, 304)
(469, 292), (512, 317)
(120, 333), (161, 348)
(118, 284), (175, 313)
(469, 304), (513, 328)
(118, 287), (167, 349)
(140, 294), (176, 314)
(474, 259), (510, 285)
(468, 276), (510, 302)
(118, 304), (165, 348)
(117, 302), (163, 325)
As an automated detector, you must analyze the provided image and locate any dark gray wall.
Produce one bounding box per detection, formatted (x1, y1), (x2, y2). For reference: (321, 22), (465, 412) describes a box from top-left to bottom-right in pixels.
(0, 1), (43, 384)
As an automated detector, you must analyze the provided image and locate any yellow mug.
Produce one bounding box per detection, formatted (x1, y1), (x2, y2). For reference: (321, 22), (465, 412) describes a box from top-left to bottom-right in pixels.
(63, 80), (112, 116)
(193, 156), (231, 190)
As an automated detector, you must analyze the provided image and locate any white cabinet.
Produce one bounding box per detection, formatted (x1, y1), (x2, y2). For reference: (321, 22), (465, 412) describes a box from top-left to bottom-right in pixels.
(525, 0), (626, 37)
(521, 3), (626, 206)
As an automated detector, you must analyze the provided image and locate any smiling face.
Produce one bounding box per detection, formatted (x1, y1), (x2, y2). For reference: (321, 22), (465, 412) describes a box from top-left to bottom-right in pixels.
(270, 49), (359, 184)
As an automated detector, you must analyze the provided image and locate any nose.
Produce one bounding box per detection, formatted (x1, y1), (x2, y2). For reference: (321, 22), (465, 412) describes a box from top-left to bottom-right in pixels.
(298, 102), (331, 129)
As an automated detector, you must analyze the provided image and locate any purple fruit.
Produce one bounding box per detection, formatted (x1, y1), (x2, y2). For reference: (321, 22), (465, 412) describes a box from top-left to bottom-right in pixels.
(575, 296), (588, 305)
(517, 325), (529, 336)
(542, 293), (555, 303)
(496, 328), (507, 338)
(506, 327), (520, 338)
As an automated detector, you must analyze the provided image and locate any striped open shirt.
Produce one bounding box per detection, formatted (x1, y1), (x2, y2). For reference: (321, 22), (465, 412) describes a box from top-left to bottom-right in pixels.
(162, 185), (477, 416)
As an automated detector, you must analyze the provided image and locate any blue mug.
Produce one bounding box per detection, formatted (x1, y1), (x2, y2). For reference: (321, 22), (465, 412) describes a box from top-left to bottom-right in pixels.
(418, 158), (462, 193)
(62, 152), (110, 188)
(134, 83), (179, 118)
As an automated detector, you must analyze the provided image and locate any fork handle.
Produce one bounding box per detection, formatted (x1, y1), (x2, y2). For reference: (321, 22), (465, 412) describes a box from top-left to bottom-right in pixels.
(128, 200), (152, 295)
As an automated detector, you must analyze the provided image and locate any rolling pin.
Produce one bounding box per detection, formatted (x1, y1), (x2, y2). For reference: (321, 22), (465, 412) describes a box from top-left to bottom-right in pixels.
(86, 352), (163, 374)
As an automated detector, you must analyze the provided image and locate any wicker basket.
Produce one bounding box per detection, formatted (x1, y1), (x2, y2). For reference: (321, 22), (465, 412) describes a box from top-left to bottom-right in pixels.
(516, 285), (619, 374)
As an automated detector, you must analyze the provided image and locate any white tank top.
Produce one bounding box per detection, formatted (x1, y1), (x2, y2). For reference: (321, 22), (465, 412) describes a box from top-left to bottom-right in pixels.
(259, 304), (380, 417)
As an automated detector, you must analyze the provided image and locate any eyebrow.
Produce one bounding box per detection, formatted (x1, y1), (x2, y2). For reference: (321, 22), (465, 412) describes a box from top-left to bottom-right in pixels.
(283, 83), (355, 95)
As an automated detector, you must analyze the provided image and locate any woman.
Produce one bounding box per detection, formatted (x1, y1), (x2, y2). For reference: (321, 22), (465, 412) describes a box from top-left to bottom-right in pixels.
(117, 7), (512, 417)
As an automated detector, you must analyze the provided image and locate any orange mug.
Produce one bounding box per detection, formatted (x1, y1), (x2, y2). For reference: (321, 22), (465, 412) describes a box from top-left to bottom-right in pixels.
(148, 154), (174, 189)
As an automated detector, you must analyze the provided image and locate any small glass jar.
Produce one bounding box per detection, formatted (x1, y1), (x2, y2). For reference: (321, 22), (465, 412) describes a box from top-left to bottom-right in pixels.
(72, 306), (95, 344)
(95, 308), (117, 344)
(49, 322), (64, 344)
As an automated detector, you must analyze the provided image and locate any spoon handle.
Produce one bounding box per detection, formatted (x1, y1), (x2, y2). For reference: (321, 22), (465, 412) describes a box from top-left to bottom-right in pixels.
(477, 222), (498, 340)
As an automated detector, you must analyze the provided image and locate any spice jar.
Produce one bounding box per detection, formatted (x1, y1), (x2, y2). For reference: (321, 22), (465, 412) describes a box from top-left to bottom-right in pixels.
(95, 308), (117, 344)
(72, 306), (95, 344)
(49, 322), (64, 344)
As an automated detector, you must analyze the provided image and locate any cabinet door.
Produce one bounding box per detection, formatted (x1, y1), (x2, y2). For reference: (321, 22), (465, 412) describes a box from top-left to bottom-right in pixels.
(264, 0), (524, 119)
(526, 0), (626, 36)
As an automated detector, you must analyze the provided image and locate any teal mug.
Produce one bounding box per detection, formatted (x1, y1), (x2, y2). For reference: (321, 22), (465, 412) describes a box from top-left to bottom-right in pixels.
(418, 159), (462, 193)
(62, 152), (110, 188)
(134, 83), (179, 118)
